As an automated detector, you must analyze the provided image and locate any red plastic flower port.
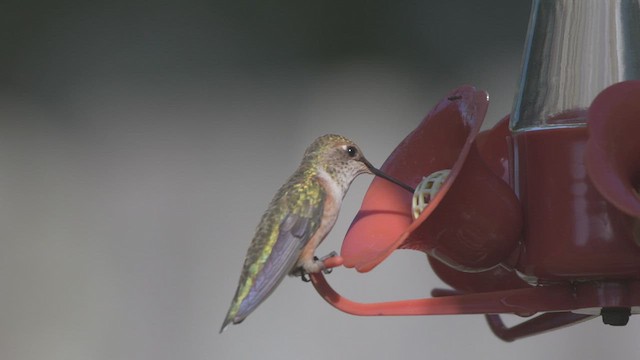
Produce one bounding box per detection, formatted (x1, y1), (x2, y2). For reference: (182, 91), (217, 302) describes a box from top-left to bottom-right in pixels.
(340, 85), (522, 275)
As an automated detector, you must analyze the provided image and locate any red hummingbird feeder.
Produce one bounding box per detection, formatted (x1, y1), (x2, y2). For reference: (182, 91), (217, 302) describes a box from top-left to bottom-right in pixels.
(310, 0), (640, 341)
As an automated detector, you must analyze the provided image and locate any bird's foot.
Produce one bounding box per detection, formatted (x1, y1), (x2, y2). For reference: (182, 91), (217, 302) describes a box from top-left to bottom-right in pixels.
(291, 267), (312, 282)
(300, 271), (311, 283)
(294, 251), (344, 282)
(314, 251), (343, 274)
(295, 257), (324, 282)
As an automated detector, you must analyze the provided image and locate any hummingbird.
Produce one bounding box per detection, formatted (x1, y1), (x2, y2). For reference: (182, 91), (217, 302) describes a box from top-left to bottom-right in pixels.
(220, 134), (413, 333)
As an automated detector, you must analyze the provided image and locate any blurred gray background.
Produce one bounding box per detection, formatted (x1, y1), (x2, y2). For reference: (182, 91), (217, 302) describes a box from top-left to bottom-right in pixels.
(2, 1), (639, 359)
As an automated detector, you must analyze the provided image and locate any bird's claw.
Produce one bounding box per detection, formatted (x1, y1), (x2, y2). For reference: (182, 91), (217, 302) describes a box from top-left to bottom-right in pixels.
(319, 251), (339, 274)
(293, 267), (312, 282)
(296, 251), (341, 282)
(320, 251), (339, 260)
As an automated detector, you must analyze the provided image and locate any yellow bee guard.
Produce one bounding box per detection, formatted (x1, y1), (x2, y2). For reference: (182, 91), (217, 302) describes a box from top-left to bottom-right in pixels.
(411, 170), (451, 220)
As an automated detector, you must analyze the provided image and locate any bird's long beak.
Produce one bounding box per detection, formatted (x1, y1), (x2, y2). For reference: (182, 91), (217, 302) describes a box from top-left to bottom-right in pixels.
(363, 159), (414, 194)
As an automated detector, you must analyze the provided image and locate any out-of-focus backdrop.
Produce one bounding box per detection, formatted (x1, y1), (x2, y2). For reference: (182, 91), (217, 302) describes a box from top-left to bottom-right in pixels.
(2, 1), (640, 359)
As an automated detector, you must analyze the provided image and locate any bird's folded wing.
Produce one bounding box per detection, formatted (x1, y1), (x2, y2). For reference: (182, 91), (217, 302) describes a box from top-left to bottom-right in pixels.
(237, 191), (324, 318)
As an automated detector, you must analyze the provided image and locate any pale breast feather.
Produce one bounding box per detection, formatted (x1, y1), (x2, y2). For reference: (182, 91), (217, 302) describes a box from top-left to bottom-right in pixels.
(316, 167), (344, 206)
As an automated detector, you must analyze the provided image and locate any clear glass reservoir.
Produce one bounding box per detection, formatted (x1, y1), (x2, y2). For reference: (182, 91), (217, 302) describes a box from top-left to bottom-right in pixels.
(510, 0), (640, 132)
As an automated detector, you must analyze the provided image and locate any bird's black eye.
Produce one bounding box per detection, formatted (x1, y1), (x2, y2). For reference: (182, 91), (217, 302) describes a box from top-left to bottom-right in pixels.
(346, 146), (358, 157)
